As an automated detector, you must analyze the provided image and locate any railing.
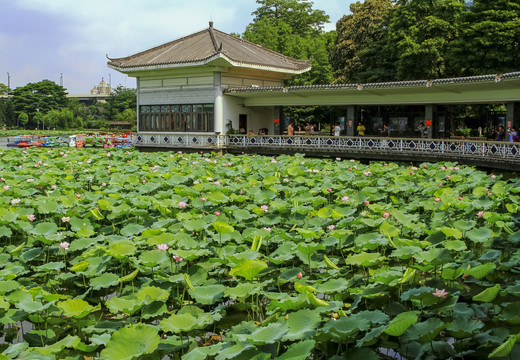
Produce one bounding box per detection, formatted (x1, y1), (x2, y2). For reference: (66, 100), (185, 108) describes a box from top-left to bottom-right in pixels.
(135, 133), (520, 163)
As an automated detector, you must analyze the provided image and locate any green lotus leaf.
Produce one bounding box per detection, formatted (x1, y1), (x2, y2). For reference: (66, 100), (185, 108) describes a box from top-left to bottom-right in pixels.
(90, 273), (120, 291)
(189, 284), (225, 305)
(58, 298), (98, 318)
(497, 302), (520, 324)
(506, 203), (518, 213)
(473, 284), (501, 302)
(33, 335), (81, 355)
(383, 311), (419, 336)
(106, 297), (142, 315)
(233, 322), (288, 345)
(413, 248), (450, 265)
(207, 192), (229, 204)
(107, 240), (137, 259)
(283, 309), (321, 341)
(183, 219), (207, 232)
(295, 228), (317, 239)
(466, 262), (496, 279)
(146, 232), (176, 246)
(441, 267), (465, 280)
(296, 242), (325, 256)
(390, 246), (422, 259)
(0, 225), (13, 238)
(1, 342), (29, 359)
(141, 301), (168, 320)
(137, 286), (170, 304)
(446, 317), (484, 338)
(452, 219), (476, 232)
(225, 283), (264, 299)
(37, 261), (65, 272)
(31, 222), (58, 236)
(322, 315), (371, 338)
(97, 198), (114, 210)
(100, 324), (160, 360)
(405, 317), (445, 343)
(233, 209), (254, 221)
(466, 227), (493, 244)
(161, 313), (210, 334)
(139, 249), (169, 267)
(17, 299), (47, 314)
(213, 221), (234, 234)
(444, 240), (467, 251)
(380, 221), (400, 238)
(276, 340), (316, 360)
(441, 227), (463, 239)
(488, 335), (516, 358)
(355, 232), (389, 250)
(37, 201), (60, 214)
(70, 260), (89, 273)
(345, 252), (385, 267)
(120, 223), (146, 237)
(229, 259), (268, 280)
(0, 280), (20, 295)
(315, 278), (350, 294)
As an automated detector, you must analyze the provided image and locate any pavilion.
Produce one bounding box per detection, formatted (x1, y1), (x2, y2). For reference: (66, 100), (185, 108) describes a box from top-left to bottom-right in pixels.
(108, 22), (520, 140)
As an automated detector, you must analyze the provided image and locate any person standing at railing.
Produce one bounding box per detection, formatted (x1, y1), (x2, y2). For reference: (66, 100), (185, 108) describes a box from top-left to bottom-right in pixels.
(334, 123), (341, 137)
(288, 122), (294, 136)
(417, 122), (427, 138)
(495, 126), (505, 141)
(509, 127), (518, 142)
(357, 121), (365, 136)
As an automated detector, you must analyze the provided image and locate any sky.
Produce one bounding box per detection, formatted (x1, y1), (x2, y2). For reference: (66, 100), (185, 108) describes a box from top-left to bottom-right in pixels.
(1, 0), (356, 94)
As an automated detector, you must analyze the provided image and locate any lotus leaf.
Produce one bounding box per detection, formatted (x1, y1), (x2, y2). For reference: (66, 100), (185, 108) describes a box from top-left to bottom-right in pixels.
(31, 222), (58, 236)
(229, 259), (267, 280)
(58, 298), (97, 318)
(383, 311), (418, 336)
(488, 335), (516, 358)
(447, 317), (484, 338)
(161, 312), (211, 333)
(33, 335), (81, 355)
(466, 227), (493, 244)
(276, 340), (316, 360)
(404, 317), (445, 343)
(106, 297), (142, 315)
(345, 252), (385, 267)
(100, 324), (160, 360)
(120, 223), (145, 237)
(473, 284), (501, 302)
(107, 240), (136, 259)
(466, 262), (496, 279)
(234, 322), (288, 345)
(283, 309), (321, 341)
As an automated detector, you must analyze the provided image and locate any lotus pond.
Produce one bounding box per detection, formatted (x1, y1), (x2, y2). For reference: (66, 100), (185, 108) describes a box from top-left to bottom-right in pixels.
(0, 148), (520, 360)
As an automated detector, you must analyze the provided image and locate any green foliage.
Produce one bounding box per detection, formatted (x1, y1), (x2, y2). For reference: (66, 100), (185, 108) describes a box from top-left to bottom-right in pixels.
(0, 149), (518, 359)
(11, 80), (68, 128)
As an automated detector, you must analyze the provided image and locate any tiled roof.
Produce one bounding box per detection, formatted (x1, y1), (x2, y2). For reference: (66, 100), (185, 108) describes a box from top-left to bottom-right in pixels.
(224, 72), (520, 93)
(107, 22), (311, 74)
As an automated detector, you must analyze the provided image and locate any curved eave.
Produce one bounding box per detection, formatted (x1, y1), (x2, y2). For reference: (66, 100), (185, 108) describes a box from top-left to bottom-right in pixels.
(108, 53), (311, 76)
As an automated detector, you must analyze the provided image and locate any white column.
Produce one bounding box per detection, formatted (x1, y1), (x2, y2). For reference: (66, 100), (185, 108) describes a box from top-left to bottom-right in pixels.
(214, 72), (224, 134)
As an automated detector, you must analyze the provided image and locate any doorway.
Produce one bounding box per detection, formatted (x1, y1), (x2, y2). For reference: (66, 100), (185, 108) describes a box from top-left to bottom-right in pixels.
(239, 114), (247, 134)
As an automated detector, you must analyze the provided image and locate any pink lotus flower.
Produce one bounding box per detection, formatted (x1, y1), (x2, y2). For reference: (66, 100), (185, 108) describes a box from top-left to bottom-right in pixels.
(76, 194), (81, 198)
(458, 197), (463, 201)
(422, 164), (427, 168)
(364, 200), (370, 205)
(382, 211), (390, 218)
(441, 166), (446, 170)
(349, 168), (353, 171)
(27, 214), (36, 222)
(157, 244), (169, 251)
(328, 224), (335, 231)
(384, 163), (388, 166)
(51, 185), (57, 190)
(3, 185), (10, 190)
(200, 197), (206, 202)
(214, 181), (221, 185)
(327, 188), (333, 193)
(283, 178), (289, 182)
(432, 288), (448, 298)
(341, 196), (349, 202)
(214, 211), (220, 216)
(173, 255), (183, 263)
(409, 171), (414, 175)
(0, 178), (4, 182)
(61, 216), (71, 223)
(178, 201), (187, 209)
(263, 227), (272, 232)
(477, 211), (484, 218)
(491, 174), (496, 179)
(10, 198), (20, 205)
(106, 152), (111, 157)
(439, 183), (443, 187)
(363, 171), (372, 176)
(26, 178), (34, 182)
(261, 205), (269, 212)
(297, 272), (303, 279)
(59, 242), (70, 250)
(446, 175), (451, 179)
(434, 197), (441, 202)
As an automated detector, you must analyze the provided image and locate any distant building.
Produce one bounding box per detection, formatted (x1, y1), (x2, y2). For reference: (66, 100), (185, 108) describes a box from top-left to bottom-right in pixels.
(90, 78), (112, 95)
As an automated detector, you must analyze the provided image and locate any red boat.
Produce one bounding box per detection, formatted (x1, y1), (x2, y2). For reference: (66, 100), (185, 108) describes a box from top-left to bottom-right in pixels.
(16, 135), (44, 148)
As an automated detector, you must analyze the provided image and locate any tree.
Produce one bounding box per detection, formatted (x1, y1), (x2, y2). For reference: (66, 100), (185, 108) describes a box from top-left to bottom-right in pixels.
(0, 83), (8, 95)
(18, 112), (29, 129)
(331, 0), (395, 83)
(114, 108), (137, 125)
(387, 0), (465, 80)
(104, 86), (136, 122)
(0, 99), (16, 127)
(11, 80), (68, 128)
(449, 0), (520, 75)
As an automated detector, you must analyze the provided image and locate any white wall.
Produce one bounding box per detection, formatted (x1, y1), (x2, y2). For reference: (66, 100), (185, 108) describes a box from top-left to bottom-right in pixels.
(222, 95), (274, 134)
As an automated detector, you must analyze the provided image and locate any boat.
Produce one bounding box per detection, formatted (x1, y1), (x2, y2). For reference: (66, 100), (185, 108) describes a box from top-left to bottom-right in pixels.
(16, 135), (44, 148)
